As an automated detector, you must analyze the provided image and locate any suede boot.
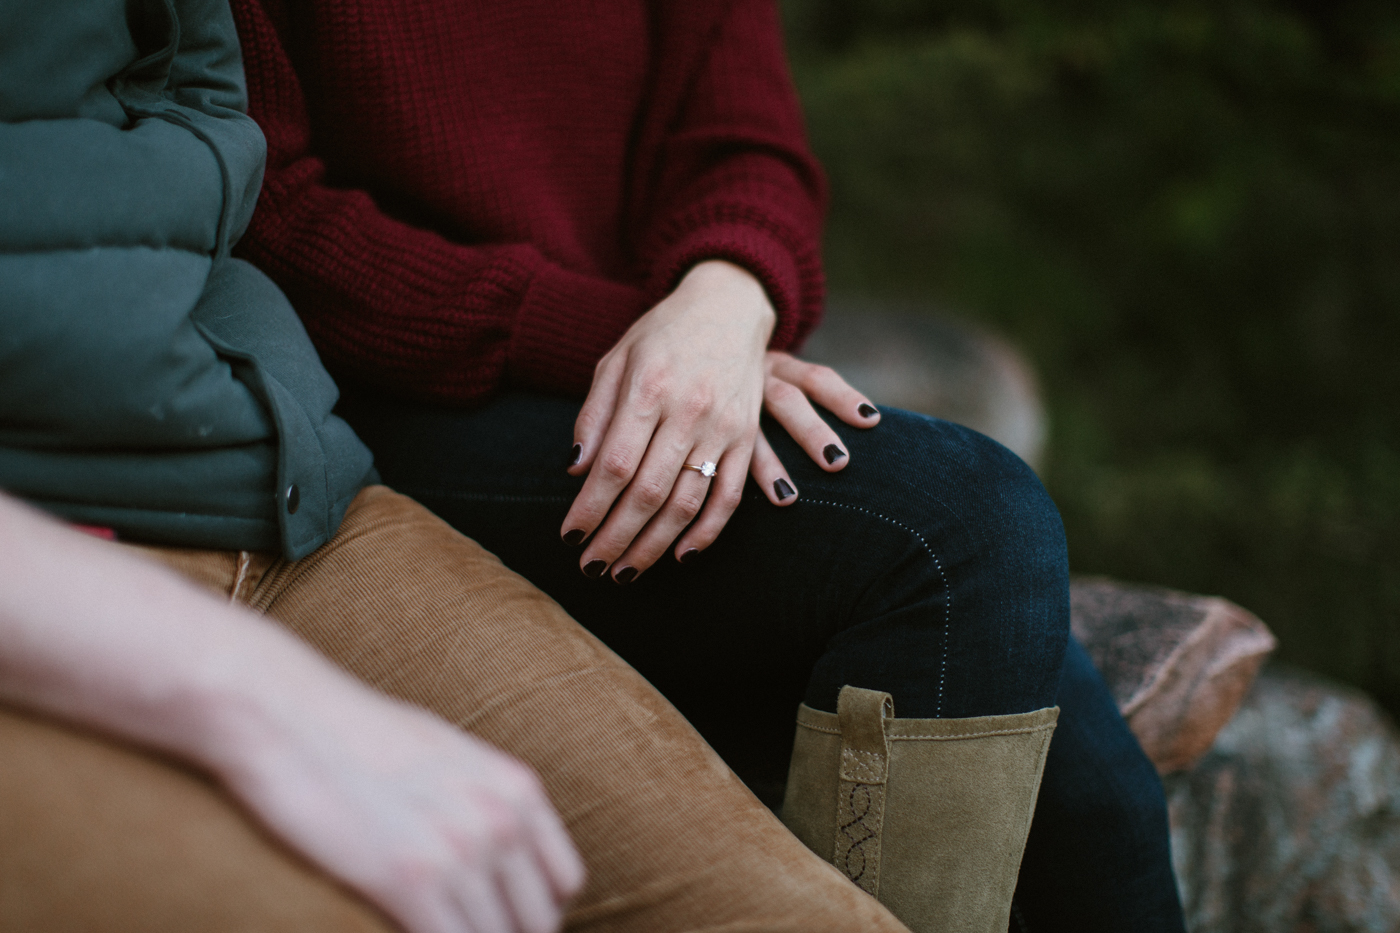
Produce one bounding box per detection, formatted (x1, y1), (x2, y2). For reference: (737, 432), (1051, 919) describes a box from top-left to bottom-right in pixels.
(781, 686), (1058, 933)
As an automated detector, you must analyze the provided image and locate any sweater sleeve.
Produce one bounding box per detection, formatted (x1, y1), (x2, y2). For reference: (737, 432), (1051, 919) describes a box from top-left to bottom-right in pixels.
(634, 0), (829, 353)
(227, 0), (649, 403)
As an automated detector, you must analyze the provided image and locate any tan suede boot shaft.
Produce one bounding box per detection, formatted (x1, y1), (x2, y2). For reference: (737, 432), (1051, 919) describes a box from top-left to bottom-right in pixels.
(782, 686), (1058, 933)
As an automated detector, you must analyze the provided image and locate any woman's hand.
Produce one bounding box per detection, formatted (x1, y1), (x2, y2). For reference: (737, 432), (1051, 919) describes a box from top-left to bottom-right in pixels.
(561, 261), (771, 581)
(561, 262), (879, 581)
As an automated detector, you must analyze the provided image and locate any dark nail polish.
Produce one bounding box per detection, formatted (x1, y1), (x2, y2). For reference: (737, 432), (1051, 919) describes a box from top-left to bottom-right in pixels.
(570, 443), (582, 466)
(858, 403), (879, 419)
(614, 566), (638, 585)
(774, 478), (795, 501)
(823, 444), (847, 464)
(679, 548), (700, 564)
(583, 559), (608, 578)
(563, 529), (586, 546)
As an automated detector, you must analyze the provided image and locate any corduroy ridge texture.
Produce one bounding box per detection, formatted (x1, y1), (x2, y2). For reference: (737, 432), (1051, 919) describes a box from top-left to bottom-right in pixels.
(0, 705), (393, 933)
(782, 686), (1058, 933)
(227, 0), (828, 404)
(0, 487), (910, 932)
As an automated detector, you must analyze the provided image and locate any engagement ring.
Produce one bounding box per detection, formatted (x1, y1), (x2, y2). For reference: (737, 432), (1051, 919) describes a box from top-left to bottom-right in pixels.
(682, 460), (718, 478)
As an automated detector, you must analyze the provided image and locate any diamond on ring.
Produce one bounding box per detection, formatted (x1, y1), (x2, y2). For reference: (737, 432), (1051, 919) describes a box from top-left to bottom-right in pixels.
(683, 460), (718, 478)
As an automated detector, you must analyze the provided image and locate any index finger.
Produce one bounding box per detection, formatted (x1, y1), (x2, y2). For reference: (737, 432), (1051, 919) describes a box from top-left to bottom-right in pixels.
(569, 353), (625, 476)
(559, 402), (660, 547)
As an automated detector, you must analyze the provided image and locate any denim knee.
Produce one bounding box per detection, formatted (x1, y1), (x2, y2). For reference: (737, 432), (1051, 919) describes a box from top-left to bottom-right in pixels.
(790, 409), (1070, 718)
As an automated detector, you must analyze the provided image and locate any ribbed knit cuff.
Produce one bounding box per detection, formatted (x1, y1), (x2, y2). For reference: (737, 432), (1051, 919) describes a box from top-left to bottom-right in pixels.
(507, 264), (650, 395)
(649, 219), (817, 352)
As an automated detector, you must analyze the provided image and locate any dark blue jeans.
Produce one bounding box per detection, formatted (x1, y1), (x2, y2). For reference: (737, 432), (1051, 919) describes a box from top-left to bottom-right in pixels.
(337, 388), (1184, 932)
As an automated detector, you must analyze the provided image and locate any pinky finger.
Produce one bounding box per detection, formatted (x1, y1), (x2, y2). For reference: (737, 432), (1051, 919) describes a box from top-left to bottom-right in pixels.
(527, 801), (586, 900)
(749, 429), (797, 507)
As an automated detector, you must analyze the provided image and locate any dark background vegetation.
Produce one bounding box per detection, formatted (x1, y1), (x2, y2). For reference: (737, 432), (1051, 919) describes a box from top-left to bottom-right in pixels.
(782, 0), (1400, 710)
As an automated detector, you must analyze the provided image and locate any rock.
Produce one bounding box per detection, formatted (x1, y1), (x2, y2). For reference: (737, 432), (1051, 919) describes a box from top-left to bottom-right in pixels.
(1071, 578), (1277, 775)
(802, 296), (1048, 469)
(1167, 665), (1400, 933)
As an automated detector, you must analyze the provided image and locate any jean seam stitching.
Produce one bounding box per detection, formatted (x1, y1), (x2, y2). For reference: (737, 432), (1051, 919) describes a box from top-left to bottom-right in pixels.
(787, 497), (952, 717)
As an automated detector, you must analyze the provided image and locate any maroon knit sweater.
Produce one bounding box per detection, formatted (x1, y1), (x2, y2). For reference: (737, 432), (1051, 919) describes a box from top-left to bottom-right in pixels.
(229, 0), (828, 404)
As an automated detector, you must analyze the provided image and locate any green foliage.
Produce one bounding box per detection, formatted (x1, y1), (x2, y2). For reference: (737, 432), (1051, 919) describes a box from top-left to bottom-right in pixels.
(785, 0), (1400, 708)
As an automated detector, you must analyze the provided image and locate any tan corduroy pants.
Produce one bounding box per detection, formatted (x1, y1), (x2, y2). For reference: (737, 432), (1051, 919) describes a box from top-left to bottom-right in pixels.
(0, 486), (908, 933)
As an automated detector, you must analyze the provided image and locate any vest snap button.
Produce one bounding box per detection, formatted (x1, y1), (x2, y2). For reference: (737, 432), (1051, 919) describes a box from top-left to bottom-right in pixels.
(285, 484), (300, 514)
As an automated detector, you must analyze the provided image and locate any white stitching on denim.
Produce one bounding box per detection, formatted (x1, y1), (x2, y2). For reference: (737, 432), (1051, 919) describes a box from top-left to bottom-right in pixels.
(794, 499), (952, 717)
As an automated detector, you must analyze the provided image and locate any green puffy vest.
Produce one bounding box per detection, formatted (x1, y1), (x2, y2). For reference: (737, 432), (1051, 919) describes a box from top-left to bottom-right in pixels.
(0, 0), (373, 559)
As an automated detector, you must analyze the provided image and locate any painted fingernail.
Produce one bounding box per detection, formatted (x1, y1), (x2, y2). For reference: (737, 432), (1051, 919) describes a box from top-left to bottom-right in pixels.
(570, 443), (582, 466)
(614, 566), (637, 585)
(679, 548), (700, 564)
(774, 478), (795, 501)
(583, 559), (608, 578)
(858, 403), (879, 419)
(563, 529), (586, 546)
(823, 444), (847, 464)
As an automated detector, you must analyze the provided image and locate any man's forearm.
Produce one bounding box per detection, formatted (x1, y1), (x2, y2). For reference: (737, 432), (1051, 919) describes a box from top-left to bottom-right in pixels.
(0, 492), (330, 775)
(0, 491), (584, 933)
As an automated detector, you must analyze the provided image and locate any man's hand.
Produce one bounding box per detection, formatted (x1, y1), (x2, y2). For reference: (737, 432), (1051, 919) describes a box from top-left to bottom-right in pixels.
(0, 494), (585, 933)
(221, 672), (584, 933)
(561, 262), (879, 581)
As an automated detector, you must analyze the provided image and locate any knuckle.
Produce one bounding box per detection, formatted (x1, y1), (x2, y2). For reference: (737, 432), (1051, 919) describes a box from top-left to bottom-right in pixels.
(449, 801), (525, 858)
(714, 484), (744, 512)
(802, 365), (838, 392)
(679, 390), (714, 421)
(633, 372), (670, 408)
(386, 847), (452, 893)
(766, 380), (801, 405)
(599, 448), (635, 481)
(630, 476), (671, 511)
(483, 804), (526, 850)
(670, 489), (705, 520)
(713, 411), (746, 439)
